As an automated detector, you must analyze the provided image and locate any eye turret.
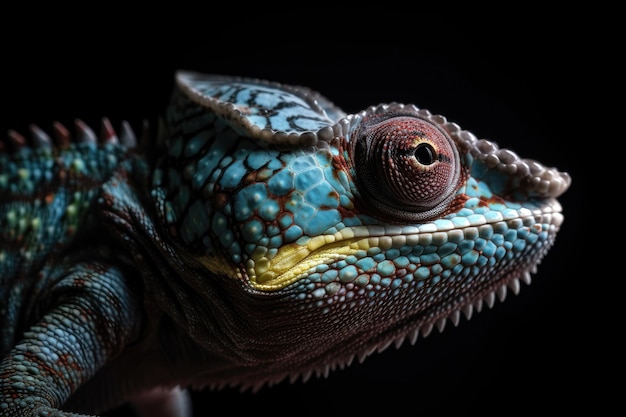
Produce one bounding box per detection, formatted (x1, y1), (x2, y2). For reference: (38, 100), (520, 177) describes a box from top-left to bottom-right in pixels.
(350, 115), (461, 222)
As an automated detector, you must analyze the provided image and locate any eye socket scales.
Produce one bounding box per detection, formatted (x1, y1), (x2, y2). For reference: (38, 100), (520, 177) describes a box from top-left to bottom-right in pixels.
(351, 115), (461, 222)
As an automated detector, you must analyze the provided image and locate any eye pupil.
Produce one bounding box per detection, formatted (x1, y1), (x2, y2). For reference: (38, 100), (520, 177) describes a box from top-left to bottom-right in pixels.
(415, 143), (436, 165)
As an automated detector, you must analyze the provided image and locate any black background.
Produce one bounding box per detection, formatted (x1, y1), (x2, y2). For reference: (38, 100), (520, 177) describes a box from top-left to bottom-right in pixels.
(2, 15), (589, 417)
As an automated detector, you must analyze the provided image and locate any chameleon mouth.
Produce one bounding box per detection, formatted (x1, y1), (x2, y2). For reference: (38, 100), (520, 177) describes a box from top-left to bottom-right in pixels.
(245, 202), (564, 292)
(246, 235), (368, 291)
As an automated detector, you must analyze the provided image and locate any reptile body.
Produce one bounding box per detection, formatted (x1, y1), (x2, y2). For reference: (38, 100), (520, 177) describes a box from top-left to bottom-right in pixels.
(0, 71), (571, 416)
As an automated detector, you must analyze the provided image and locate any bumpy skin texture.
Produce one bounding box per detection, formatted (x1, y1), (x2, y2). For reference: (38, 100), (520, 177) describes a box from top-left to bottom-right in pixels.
(0, 71), (571, 416)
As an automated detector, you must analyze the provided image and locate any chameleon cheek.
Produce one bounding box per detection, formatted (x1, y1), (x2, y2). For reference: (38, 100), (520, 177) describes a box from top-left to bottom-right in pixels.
(351, 116), (461, 222)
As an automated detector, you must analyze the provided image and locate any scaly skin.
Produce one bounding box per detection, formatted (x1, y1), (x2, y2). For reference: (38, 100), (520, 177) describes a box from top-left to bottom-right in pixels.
(0, 71), (571, 416)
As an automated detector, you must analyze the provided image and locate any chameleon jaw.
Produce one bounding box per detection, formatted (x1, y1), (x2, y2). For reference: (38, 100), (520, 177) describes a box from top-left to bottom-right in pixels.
(243, 202), (564, 292)
(228, 250), (550, 394)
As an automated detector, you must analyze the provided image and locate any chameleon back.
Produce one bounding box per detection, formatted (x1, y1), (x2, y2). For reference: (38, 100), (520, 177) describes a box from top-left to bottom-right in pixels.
(0, 121), (137, 354)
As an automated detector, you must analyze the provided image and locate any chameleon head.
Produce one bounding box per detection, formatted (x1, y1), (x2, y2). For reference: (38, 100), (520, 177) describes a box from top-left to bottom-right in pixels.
(151, 71), (571, 389)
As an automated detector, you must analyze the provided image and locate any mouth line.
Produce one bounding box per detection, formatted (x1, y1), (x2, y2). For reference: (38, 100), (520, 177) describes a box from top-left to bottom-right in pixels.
(245, 205), (563, 292)
(247, 237), (366, 291)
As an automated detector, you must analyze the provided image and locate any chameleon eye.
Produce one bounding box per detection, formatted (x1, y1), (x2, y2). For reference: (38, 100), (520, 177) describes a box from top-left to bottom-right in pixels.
(351, 115), (461, 222)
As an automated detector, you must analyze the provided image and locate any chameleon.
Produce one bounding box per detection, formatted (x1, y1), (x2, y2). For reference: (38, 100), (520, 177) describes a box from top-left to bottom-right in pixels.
(0, 70), (571, 417)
